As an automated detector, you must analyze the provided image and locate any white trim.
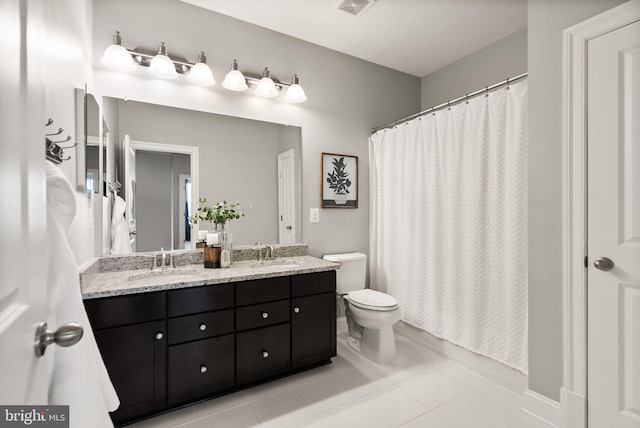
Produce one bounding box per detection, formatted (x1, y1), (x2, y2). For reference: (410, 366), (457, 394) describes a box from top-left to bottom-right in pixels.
(560, 387), (587, 428)
(523, 389), (561, 428)
(128, 139), (200, 246)
(562, 2), (640, 428)
(394, 322), (527, 395)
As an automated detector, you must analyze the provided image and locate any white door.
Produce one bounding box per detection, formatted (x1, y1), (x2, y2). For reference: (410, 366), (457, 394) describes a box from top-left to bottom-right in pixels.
(587, 18), (640, 427)
(123, 135), (137, 251)
(0, 1), (49, 404)
(278, 150), (296, 244)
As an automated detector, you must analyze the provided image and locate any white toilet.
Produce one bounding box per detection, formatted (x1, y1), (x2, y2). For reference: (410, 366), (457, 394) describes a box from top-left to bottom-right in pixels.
(323, 252), (401, 363)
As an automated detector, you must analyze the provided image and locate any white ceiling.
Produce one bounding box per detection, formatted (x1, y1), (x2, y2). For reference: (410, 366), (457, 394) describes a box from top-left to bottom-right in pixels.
(180, 0), (527, 77)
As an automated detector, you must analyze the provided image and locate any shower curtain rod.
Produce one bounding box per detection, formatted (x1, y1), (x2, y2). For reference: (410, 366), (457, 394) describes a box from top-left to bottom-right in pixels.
(371, 72), (528, 134)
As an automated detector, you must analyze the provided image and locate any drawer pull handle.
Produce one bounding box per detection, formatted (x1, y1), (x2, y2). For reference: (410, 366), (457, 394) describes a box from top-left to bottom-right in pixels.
(262, 312), (269, 319)
(155, 332), (164, 340)
(262, 351), (269, 358)
(199, 323), (207, 331)
(293, 307), (300, 314)
(200, 365), (207, 373)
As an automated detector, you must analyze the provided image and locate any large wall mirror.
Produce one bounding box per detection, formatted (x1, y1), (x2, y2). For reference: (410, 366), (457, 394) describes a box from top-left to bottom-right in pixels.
(103, 97), (302, 253)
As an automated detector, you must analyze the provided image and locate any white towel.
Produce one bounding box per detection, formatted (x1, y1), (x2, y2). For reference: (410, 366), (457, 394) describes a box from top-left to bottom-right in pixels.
(110, 195), (132, 254)
(46, 161), (120, 427)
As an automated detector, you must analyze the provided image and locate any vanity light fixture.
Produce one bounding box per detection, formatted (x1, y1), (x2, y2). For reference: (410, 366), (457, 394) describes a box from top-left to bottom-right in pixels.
(255, 67), (279, 98)
(148, 42), (179, 79)
(100, 32), (307, 102)
(221, 60), (248, 91)
(285, 74), (308, 103)
(100, 31), (137, 72)
(187, 52), (216, 86)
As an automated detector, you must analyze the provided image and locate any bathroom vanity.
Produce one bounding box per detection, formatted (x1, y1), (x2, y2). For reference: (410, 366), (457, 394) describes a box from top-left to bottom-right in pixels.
(81, 247), (338, 426)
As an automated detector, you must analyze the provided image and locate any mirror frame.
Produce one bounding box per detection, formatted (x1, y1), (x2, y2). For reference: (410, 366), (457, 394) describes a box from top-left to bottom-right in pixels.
(75, 86), (102, 194)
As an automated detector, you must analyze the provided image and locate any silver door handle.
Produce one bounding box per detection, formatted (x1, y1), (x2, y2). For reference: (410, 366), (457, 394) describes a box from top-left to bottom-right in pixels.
(286, 226), (292, 230)
(594, 257), (614, 271)
(34, 322), (83, 357)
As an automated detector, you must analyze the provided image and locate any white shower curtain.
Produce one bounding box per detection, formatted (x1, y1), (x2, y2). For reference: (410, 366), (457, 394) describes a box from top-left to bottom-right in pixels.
(369, 80), (528, 373)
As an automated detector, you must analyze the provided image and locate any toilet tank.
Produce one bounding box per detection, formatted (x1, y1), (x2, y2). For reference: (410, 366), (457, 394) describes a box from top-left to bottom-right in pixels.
(323, 252), (367, 294)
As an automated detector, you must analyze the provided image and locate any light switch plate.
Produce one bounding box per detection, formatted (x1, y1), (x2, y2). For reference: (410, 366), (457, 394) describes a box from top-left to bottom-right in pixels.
(310, 208), (320, 223)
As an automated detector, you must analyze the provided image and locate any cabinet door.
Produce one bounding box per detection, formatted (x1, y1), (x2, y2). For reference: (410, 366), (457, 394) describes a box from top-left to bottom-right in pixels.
(292, 293), (336, 369)
(168, 334), (235, 405)
(237, 324), (290, 385)
(94, 320), (166, 425)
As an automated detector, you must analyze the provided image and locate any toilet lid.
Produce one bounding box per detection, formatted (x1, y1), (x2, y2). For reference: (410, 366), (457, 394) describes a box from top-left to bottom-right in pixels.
(347, 289), (398, 311)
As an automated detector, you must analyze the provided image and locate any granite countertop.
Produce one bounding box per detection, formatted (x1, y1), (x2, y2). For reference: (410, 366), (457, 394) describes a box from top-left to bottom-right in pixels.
(81, 255), (340, 300)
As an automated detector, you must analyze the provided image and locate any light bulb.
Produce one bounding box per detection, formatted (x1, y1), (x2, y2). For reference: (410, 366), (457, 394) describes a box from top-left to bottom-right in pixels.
(148, 42), (178, 79)
(100, 31), (136, 72)
(222, 60), (248, 91)
(255, 67), (278, 98)
(188, 52), (215, 86)
(285, 75), (307, 103)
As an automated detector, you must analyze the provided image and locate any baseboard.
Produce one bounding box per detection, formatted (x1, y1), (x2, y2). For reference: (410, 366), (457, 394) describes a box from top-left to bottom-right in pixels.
(394, 321), (528, 395)
(523, 389), (561, 427)
(560, 387), (586, 428)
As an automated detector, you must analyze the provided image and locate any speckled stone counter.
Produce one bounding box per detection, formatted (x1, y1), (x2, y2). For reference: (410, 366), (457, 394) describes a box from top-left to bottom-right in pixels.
(81, 245), (339, 300)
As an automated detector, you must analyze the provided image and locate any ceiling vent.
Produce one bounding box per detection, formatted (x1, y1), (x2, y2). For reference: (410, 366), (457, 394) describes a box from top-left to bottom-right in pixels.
(335, 0), (377, 17)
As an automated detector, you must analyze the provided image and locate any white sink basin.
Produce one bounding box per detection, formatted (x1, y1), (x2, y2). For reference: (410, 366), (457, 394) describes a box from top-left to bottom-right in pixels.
(249, 260), (301, 269)
(127, 269), (200, 283)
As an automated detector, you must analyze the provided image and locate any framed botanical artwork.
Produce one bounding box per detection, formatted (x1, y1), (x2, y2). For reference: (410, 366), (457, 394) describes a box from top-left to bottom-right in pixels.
(321, 153), (358, 208)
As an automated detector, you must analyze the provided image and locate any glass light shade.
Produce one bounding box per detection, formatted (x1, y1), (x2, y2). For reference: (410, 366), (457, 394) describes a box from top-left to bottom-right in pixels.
(222, 69), (248, 91)
(255, 77), (278, 98)
(285, 83), (307, 103)
(100, 44), (136, 72)
(188, 62), (215, 86)
(148, 54), (178, 79)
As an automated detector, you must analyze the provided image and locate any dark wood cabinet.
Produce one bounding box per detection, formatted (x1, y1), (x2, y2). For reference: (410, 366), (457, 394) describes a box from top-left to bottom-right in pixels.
(84, 269), (336, 427)
(168, 334), (235, 405)
(292, 292), (337, 369)
(237, 324), (291, 385)
(85, 293), (166, 426)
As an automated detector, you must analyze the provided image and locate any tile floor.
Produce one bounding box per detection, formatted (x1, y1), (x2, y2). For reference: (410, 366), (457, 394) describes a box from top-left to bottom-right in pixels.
(123, 331), (553, 428)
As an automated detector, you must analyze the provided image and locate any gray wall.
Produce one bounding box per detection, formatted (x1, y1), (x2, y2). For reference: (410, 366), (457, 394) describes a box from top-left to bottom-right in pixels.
(421, 28), (527, 110)
(527, 0), (627, 401)
(92, 0), (421, 260)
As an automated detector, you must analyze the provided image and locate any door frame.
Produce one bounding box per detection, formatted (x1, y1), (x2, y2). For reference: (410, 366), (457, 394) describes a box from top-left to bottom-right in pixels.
(562, 2), (640, 427)
(128, 139), (199, 250)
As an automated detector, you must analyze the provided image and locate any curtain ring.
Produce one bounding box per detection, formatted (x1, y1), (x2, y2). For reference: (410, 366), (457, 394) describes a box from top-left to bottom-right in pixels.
(485, 86), (489, 97)
(506, 77), (510, 90)
(465, 94), (469, 104)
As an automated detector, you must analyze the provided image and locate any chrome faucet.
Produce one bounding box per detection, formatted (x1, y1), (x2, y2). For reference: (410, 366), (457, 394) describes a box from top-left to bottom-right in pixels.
(255, 242), (263, 262)
(265, 245), (274, 260)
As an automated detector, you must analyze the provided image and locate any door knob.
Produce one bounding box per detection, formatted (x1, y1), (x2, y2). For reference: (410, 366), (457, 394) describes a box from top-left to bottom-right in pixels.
(594, 257), (614, 271)
(286, 225), (292, 230)
(34, 322), (83, 357)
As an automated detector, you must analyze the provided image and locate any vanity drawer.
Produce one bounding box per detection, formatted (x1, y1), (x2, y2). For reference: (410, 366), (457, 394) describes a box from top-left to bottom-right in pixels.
(237, 324), (290, 385)
(168, 334), (235, 405)
(168, 309), (234, 345)
(235, 277), (290, 306)
(168, 283), (234, 317)
(236, 300), (289, 331)
(291, 271), (336, 297)
(85, 292), (166, 330)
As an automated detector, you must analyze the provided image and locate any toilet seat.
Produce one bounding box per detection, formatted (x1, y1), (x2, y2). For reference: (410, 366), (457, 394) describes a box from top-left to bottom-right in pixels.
(347, 289), (398, 312)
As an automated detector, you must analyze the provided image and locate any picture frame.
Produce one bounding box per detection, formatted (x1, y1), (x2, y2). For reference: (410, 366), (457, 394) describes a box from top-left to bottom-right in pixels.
(321, 152), (358, 208)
